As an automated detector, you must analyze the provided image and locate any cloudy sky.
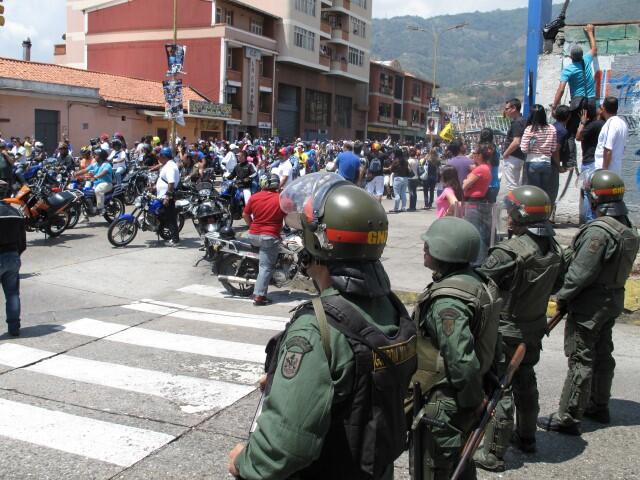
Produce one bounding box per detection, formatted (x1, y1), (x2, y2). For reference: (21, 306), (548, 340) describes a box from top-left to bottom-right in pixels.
(0, 0), (531, 62)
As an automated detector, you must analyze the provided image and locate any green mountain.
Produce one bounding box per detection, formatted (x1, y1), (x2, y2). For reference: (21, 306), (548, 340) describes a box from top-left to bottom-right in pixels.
(371, 0), (639, 108)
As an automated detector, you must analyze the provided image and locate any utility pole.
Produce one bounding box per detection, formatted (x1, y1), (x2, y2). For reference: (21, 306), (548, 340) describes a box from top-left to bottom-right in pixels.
(171, 0), (178, 154)
(408, 22), (467, 144)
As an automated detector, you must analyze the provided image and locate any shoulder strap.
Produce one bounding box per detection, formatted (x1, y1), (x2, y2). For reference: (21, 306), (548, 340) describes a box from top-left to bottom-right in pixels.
(312, 297), (332, 364)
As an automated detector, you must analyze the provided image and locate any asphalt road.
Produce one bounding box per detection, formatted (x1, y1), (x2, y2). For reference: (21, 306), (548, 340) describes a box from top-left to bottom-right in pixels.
(0, 202), (638, 479)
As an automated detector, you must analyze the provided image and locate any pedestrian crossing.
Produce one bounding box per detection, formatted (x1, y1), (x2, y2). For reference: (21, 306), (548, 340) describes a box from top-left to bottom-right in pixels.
(0, 289), (293, 473)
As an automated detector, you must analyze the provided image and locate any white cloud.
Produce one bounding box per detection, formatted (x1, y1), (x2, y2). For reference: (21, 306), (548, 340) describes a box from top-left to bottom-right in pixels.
(373, 0), (530, 18)
(0, 0), (66, 62)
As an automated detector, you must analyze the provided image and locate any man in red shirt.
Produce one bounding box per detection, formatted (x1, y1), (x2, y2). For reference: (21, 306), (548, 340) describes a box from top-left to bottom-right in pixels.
(243, 173), (286, 306)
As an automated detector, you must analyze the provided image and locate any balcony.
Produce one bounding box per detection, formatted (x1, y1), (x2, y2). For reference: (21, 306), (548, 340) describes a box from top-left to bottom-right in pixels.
(227, 69), (242, 83)
(259, 77), (272, 90)
(321, 20), (331, 35)
(258, 112), (272, 123)
(330, 59), (348, 72)
(378, 115), (392, 124)
(320, 55), (331, 68)
(331, 27), (349, 42)
(232, 108), (242, 120)
(379, 86), (393, 96)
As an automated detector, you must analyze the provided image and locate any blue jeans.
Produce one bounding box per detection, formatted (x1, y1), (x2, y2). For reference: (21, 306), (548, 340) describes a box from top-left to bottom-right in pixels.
(114, 165), (127, 185)
(579, 162), (596, 224)
(0, 251), (21, 328)
(525, 162), (552, 198)
(393, 176), (408, 211)
(246, 234), (280, 297)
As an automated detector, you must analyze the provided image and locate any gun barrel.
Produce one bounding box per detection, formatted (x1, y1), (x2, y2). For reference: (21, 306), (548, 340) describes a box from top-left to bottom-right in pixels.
(412, 382), (423, 480)
(546, 311), (566, 336)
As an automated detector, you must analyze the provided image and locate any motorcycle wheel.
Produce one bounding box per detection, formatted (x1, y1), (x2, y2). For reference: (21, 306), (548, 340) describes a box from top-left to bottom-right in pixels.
(107, 218), (138, 247)
(45, 211), (69, 237)
(104, 198), (125, 223)
(217, 255), (255, 297)
(178, 213), (185, 232)
(66, 203), (81, 229)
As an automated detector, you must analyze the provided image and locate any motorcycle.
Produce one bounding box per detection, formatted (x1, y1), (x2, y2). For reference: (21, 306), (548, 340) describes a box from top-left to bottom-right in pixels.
(65, 178), (126, 225)
(218, 179), (246, 220)
(107, 192), (183, 247)
(121, 164), (150, 205)
(207, 227), (306, 297)
(3, 169), (80, 237)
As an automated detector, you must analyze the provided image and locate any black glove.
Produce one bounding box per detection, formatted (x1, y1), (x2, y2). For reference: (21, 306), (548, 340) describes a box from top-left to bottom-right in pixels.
(556, 298), (568, 315)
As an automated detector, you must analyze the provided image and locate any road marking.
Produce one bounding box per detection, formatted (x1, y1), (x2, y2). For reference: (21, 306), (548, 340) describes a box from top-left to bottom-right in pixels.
(121, 299), (288, 331)
(176, 283), (305, 307)
(0, 344), (255, 412)
(0, 398), (174, 467)
(0, 343), (53, 368)
(61, 318), (267, 364)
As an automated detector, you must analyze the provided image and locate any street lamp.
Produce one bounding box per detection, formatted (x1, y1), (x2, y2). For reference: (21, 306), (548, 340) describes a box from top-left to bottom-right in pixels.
(408, 22), (467, 141)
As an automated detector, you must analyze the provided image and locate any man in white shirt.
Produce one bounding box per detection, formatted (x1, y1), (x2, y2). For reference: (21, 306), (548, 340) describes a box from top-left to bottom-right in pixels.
(222, 144), (238, 173)
(108, 138), (128, 184)
(594, 96), (629, 174)
(156, 147), (181, 246)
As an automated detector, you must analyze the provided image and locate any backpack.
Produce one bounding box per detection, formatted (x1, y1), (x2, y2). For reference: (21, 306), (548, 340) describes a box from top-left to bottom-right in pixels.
(289, 156), (300, 180)
(368, 157), (382, 175)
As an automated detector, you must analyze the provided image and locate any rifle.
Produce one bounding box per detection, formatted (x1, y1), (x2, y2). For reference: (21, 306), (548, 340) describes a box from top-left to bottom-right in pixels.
(451, 343), (526, 480)
(545, 310), (566, 336)
(412, 382), (446, 480)
(543, 0), (571, 53)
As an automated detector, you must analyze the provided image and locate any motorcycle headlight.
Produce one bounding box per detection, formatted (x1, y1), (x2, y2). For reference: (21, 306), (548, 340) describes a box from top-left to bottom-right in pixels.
(134, 196), (143, 207)
(56, 174), (63, 182)
(206, 223), (217, 233)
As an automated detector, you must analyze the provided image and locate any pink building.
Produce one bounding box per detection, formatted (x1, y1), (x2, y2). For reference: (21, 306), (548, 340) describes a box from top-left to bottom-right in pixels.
(0, 57), (208, 153)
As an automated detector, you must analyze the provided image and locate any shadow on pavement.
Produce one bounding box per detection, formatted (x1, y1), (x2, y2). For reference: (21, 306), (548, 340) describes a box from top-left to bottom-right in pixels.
(505, 430), (587, 469)
(0, 323), (61, 340)
(28, 233), (94, 247)
(581, 398), (640, 432)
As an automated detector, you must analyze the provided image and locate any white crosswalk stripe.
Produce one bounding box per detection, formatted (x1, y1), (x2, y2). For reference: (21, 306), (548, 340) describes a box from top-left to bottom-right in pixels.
(122, 299), (289, 331)
(0, 298), (274, 470)
(176, 284), (308, 307)
(0, 398), (175, 467)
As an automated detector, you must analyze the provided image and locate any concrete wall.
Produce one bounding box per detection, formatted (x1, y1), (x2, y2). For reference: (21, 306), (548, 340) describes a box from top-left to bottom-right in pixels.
(536, 24), (640, 223)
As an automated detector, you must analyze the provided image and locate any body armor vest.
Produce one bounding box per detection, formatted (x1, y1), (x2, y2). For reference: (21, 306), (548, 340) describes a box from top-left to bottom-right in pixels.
(412, 269), (501, 394)
(574, 216), (640, 290)
(264, 292), (417, 480)
(493, 235), (563, 334)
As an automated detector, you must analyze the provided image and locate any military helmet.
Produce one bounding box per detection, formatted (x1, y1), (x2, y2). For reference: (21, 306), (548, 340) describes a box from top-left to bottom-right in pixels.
(421, 217), (480, 264)
(504, 186), (552, 225)
(586, 170), (628, 216)
(280, 173), (388, 261)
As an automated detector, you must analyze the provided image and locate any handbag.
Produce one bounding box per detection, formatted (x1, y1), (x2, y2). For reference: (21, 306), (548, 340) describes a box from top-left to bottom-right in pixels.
(569, 60), (588, 112)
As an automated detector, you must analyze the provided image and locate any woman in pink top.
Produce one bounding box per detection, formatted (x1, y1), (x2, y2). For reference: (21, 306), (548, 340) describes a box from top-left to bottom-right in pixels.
(520, 104), (559, 198)
(436, 165), (464, 218)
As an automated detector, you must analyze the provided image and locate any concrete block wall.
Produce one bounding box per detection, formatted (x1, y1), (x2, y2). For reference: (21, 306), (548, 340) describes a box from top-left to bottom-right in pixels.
(537, 23), (640, 224)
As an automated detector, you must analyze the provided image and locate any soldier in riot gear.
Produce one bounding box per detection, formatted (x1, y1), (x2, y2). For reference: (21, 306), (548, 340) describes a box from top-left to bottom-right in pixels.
(473, 186), (564, 471)
(228, 172), (417, 479)
(412, 216), (500, 480)
(539, 170), (639, 434)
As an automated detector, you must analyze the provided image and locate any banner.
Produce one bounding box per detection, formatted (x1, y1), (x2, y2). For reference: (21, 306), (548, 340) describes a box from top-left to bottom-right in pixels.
(165, 44), (186, 76)
(163, 79), (185, 125)
(426, 117), (439, 136)
(439, 122), (455, 142)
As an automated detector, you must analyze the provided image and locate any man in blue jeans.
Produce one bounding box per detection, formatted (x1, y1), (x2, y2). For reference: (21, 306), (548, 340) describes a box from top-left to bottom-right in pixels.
(242, 174), (286, 306)
(0, 200), (26, 337)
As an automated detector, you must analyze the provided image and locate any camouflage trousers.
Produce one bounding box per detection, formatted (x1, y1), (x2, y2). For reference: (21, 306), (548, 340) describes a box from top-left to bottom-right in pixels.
(480, 334), (542, 458)
(557, 313), (617, 424)
(411, 388), (478, 480)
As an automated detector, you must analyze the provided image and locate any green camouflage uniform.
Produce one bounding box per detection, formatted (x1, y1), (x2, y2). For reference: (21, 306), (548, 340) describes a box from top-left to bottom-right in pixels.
(234, 287), (399, 480)
(413, 268), (499, 480)
(475, 233), (563, 463)
(554, 216), (639, 425)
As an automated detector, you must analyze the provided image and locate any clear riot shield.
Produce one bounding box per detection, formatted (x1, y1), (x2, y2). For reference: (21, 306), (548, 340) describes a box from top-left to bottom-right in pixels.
(455, 201), (502, 266)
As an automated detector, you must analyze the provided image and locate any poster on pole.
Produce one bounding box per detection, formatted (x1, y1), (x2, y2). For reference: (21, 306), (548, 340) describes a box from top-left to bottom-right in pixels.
(163, 79), (185, 125)
(165, 44), (186, 76)
(426, 117), (440, 136)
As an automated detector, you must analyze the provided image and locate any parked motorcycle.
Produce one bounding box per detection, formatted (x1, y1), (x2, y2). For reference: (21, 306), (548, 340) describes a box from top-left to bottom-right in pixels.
(107, 192), (183, 247)
(65, 178), (126, 225)
(121, 165), (150, 205)
(3, 169), (80, 237)
(218, 179), (245, 220)
(207, 227), (306, 297)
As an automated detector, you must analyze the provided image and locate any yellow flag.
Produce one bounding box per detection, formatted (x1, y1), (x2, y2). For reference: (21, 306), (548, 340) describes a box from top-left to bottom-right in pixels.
(439, 122), (454, 142)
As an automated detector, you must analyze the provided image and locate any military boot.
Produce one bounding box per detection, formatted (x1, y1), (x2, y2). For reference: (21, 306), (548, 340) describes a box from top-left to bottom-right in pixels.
(472, 419), (509, 472)
(510, 431), (536, 453)
(584, 405), (611, 424)
(537, 414), (581, 436)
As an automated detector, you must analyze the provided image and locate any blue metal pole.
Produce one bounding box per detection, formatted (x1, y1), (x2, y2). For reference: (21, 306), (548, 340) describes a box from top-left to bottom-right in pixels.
(523, 0), (552, 117)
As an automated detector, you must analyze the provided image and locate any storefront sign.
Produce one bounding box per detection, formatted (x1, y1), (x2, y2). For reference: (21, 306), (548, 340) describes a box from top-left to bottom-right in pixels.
(188, 100), (232, 118)
(258, 122), (272, 129)
(397, 120), (408, 127)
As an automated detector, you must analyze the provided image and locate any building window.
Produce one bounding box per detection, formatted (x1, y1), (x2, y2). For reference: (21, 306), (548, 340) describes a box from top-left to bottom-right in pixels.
(294, 0), (316, 16)
(250, 19), (263, 35)
(215, 7), (222, 24)
(394, 103), (402, 119)
(294, 26), (315, 51)
(305, 89), (331, 127)
(259, 92), (272, 113)
(351, 18), (366, 38)
(227, 49), (234, 69)
(380, 73), (392, 95)
(335, 95), (352, 129)
(412, 82), (421, 98)
(412, 109), (420, 123)
(225, 9), (233, 25)
(352, 0), (367, 8)
(420, 112), (426, 124)
(348, 47), (364, 67)
(378, 103), (391, 119)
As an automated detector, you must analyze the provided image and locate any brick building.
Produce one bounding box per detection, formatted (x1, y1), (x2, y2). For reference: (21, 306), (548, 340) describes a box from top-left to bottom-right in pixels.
(367, 60), (434, 142)
(54, 0), (372, 141)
